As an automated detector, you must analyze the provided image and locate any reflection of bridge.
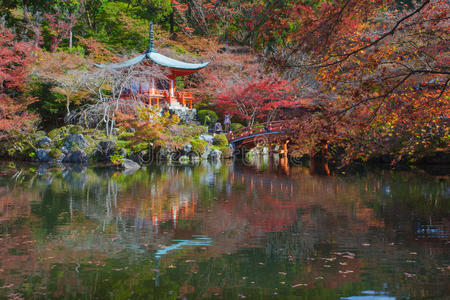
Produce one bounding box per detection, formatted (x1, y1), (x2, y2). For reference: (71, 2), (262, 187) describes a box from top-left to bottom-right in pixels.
(227, 121), (294, 156)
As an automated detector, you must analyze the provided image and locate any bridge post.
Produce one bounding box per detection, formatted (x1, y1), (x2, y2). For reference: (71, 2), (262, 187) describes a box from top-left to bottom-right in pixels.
(281, 140), (289, 158)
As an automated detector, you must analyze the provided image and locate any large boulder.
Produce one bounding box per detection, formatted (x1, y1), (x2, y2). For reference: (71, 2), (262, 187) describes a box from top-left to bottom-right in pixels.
(199, 134), (214, 144)
(36, 136), (52, 148)
(183, 144), (193, 153)
(201, 145), (212, 160)
(209, 149), (222, 160)
(63, 150), (89, 164)
(178, 155), (189, 164)
(36, 149), (50, 162)
(64, 134), (89, 150)
(95, 140), (117, 162)
(121, 159), (140, 170)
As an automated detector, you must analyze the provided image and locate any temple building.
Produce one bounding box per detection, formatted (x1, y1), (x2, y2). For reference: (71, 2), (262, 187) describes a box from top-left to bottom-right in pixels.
(95, 22), (209, 110)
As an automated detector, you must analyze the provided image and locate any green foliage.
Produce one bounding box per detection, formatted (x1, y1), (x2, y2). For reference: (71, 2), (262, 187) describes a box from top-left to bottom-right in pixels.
(198, 110), (218, 125)
(110, 153), (125, 165)
(231, 123), (245, 131)
(0, 130), (36, 159)
(132, 142), (150, 152)
(69, 125), (84, 134)
(89, 1), (171, 51)
(28, 81), (66, 130)
(213, 134), (228, 147)
(49, 148), (63, 159)
(190, 138), (207, 154)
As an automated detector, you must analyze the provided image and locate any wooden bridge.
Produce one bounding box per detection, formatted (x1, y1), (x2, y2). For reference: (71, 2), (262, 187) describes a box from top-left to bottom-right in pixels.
(226, 120), (294, 156)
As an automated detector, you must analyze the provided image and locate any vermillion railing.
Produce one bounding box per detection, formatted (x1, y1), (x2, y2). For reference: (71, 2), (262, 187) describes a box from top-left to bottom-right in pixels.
(227, 120), (294, 143)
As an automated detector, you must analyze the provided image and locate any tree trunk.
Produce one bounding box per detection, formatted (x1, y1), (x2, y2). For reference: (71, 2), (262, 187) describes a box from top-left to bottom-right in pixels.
(65, 95), (71, 121)
(69, 28), (73, 52)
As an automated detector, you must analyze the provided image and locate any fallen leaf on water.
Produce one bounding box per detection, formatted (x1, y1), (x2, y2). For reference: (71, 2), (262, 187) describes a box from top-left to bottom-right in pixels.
(362, 243), (371, 247)
(168, 264), (176, 269)
(409, 252), (417, 255)
(339, 262), (347, 265)
(292, 283), (307, 288)
(278, 272), (287, 275)
(258, 262), (264, 266)
(404, 272), (416, 277)
(280, 282), (285, 285)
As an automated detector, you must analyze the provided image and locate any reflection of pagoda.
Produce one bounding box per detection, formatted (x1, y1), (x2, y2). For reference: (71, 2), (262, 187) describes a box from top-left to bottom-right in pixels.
(96, 22), (209, 109)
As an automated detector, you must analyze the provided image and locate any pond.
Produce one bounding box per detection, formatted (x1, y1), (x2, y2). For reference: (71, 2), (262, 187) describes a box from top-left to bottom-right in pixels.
(0, 160), (448, 299)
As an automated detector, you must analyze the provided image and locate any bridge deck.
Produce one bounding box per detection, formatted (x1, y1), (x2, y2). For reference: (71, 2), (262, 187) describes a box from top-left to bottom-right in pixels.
(227, 120), (293, 145)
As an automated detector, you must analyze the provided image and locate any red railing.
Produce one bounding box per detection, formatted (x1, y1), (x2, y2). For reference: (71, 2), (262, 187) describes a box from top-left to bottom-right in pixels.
(227, 120), (294, 142)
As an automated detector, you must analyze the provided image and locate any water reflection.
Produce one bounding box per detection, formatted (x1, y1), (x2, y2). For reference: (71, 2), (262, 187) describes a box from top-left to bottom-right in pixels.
(0, 161), (448, 299)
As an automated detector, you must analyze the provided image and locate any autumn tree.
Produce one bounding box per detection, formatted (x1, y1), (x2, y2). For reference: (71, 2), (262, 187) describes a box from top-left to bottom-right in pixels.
(216, 76), (297, 126)
(0, 26), (37, 139)
(270, 0), (449, 162)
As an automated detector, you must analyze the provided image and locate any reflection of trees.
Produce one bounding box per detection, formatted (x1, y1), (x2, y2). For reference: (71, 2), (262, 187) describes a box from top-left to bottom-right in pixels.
(0, 162), (447, 298)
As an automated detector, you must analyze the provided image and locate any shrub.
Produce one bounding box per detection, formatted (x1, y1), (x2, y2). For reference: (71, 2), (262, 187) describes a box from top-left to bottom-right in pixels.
(69, 125), (84, 135)
(48, 128), (63, 140)
(191, 138), (207, 154)
(222, 147), (233, 158)
(198, 110), (218, 125)
(231, 123), (245, 131)
(213, 134), (228, 147)
(110, 153), (125, 165)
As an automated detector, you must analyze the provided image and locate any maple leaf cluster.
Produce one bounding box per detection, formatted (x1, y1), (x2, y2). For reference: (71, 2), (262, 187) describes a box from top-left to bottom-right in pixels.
(0, 26), (37, 139)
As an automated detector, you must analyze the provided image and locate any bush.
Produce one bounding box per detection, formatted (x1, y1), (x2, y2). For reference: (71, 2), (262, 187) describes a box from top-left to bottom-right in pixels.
(198, 110), (218, 125)
(231, 123), (245, 131)
(48, 128), (63, 140)
(191, 138), (207, 154)
(110, 153), (125, 165)
(69, 125), (84, 135)
(213, 134), (228, 147)
(222, 147), (233, 159)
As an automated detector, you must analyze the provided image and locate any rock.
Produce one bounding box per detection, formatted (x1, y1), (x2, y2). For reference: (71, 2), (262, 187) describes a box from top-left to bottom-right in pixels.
(36, 149), (50, 162)
(96, 140), (117, 162)
(169, 107), (197, 123)
(157, 147), (177, 161)
(60, 146), (69, 154)
(178, 155), (189, 164)
(63, 150), (88, 164)
(191, 155), (201, 163)
(36, 136), (52, 147)
(199, 134), (214, 144)
(53, 153), (65, 163)
(421, 151), (450, 165)
(209, 149), (222, 160)
(121, 159), (140, 170)
(183, 144), (193, 153)
(64, 134), (89, 150)
(202, 145), (212, 160)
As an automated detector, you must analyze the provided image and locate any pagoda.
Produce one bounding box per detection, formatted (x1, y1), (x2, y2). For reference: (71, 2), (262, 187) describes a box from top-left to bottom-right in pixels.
(95, 22), (209, 109)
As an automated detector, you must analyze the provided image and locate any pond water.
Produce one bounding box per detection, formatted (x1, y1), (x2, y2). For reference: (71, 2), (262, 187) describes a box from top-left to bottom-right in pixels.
(0, 160), (448, 299)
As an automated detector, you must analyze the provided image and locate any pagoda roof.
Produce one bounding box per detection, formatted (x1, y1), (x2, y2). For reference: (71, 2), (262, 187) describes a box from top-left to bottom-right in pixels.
(95, 51), (210, 71)
(95, 22), (209, 73)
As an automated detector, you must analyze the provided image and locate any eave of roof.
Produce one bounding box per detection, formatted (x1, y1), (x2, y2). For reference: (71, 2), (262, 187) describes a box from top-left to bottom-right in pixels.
(95, 51), (209, 71)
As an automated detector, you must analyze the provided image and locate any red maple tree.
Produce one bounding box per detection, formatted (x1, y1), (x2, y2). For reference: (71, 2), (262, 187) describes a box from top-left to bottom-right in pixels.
(216, 75), (298, 126)
(0, 26), (37, 138)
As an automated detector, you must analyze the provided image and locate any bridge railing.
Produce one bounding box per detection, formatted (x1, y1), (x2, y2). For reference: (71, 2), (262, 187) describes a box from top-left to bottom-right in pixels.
(227, 120), (293, 142)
